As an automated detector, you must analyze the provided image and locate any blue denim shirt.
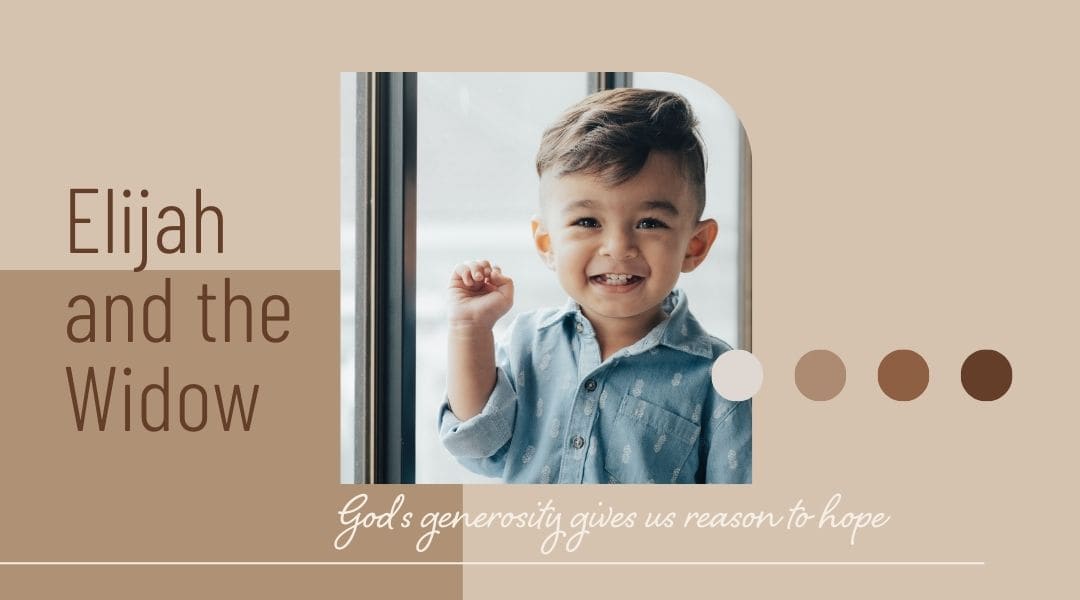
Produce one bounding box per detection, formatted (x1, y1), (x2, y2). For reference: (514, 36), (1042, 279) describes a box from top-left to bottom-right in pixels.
(438, 289), (752, 484)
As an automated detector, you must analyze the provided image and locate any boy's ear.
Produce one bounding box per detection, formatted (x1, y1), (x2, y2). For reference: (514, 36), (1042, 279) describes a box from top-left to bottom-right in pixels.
(682, 218), (719, 273)
(531, 216), (556, 271)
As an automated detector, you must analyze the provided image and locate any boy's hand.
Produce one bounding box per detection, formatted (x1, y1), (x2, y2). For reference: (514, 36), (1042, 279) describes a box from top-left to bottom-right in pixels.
(448, 260), (514, 329)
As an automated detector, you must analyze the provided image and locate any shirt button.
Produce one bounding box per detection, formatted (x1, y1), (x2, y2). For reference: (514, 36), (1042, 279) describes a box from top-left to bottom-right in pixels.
(584, 379), (597, 392)
(576, 322), (584, 333)
(570, 435), (585, 449)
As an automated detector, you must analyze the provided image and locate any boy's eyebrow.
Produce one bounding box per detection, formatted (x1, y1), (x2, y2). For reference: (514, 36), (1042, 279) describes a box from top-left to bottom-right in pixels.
(562, 199), (594, 213)
(642, 199), (680, 216)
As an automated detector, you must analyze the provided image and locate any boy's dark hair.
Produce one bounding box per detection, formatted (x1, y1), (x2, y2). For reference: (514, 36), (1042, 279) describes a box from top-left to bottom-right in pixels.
(536, 88), (707, 216)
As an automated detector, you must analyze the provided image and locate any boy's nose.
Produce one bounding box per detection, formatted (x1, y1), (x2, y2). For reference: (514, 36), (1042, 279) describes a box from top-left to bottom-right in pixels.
(599, 229), (639, 259)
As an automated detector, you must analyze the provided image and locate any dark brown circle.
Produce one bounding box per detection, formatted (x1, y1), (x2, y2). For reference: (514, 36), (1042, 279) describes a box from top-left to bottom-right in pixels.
(877, 349), (929, 401)
(961, 350), (1011, 401)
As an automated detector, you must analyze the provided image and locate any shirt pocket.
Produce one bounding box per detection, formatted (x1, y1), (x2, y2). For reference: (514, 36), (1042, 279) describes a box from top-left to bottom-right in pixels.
(604, 394), (700, 484)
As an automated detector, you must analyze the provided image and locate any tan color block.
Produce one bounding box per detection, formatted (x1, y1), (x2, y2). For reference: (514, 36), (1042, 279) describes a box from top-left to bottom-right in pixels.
(0, 271), (461, 596)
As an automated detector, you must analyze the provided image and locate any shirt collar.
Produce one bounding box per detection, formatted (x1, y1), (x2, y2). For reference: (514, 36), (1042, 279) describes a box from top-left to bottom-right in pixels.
(536, 289), (717, 359)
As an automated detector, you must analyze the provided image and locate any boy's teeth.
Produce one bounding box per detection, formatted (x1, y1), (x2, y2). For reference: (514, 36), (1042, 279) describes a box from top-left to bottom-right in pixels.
(601, 274), (633, 284)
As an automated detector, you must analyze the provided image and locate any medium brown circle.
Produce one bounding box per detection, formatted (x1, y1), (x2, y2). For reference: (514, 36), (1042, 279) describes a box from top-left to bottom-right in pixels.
(794, 349), (846, 401)
(877, 349), (929, 401)
(961, 350), (1011, 401)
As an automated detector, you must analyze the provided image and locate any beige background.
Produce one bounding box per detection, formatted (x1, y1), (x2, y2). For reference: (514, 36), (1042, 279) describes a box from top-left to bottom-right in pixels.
(2, 1), (1078, 598)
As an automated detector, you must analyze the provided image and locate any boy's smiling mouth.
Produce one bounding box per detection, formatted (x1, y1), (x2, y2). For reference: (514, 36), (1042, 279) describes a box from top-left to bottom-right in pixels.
(589, 273), (645, 291)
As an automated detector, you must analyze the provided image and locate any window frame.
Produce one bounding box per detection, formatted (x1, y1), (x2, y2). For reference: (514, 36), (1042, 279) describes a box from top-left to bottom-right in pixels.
(344, 72), (417, 484)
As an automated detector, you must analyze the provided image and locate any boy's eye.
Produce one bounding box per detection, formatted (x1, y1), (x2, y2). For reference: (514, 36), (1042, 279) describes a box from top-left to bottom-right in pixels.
(572, 217), (600, 228)
(636, 218), (669, 230)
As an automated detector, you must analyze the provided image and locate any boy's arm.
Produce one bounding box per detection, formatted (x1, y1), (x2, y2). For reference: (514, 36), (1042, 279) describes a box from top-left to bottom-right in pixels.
(446, 324), (497, 421)
(702, 390), (752, 484)
(439, 260), (518, 463)
(444, 260), (513, 419)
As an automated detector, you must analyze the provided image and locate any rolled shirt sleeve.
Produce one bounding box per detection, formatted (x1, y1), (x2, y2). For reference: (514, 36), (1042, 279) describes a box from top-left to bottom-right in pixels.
(437, 315), (525, 478)
(438, 364), (518, 459)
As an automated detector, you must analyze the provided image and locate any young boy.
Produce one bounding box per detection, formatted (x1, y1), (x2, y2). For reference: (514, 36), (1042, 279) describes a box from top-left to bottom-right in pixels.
(437, 88), (751, 484)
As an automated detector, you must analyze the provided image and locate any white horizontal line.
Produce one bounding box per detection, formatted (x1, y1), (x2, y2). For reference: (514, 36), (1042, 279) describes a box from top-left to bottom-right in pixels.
(0, 561), (985, 566)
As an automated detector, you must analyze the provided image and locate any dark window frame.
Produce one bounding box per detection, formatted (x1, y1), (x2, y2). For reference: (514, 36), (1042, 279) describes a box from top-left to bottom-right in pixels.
(354, 72), (417, 484)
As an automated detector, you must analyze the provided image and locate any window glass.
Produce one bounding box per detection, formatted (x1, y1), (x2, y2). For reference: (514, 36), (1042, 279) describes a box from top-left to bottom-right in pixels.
(416, 73), (587, 483)
(633, 72), (744, 345)
(340, 72), (358, 483)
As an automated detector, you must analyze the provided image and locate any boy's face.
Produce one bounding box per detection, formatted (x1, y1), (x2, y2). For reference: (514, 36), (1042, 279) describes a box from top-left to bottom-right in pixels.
(533, 151), (718, 327)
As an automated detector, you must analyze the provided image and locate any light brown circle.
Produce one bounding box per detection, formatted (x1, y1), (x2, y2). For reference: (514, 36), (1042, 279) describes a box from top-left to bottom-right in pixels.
(877, 349), (929, 401)
(794, 349), (846, 401)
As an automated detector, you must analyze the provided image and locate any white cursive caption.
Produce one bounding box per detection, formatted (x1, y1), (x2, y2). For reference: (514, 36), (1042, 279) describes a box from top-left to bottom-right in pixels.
(334, 492), (891, 554)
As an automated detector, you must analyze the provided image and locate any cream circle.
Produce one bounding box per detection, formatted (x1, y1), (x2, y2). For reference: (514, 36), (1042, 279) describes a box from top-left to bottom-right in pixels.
(710, 349), (762, 401)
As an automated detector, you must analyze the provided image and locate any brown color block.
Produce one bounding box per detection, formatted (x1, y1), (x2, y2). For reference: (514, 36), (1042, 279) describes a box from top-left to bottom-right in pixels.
(961, 350), (1012, 401)
(877, 349), (930, 401)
